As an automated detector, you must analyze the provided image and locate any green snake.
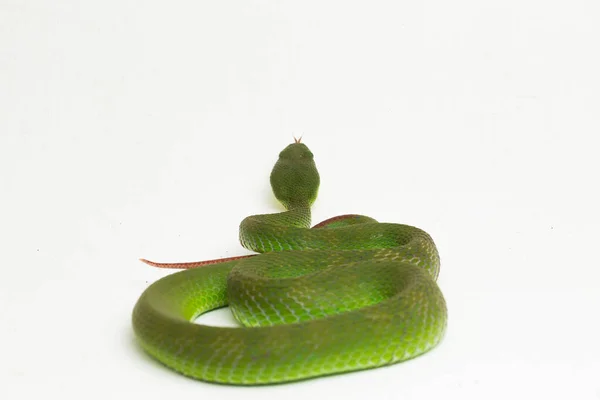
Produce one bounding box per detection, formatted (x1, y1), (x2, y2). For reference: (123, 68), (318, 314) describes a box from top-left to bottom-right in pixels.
(132, 140), (447, 385)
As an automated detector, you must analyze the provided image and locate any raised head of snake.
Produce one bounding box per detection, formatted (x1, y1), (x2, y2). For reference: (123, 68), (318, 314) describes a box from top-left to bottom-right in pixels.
(269, 142), (320, 210)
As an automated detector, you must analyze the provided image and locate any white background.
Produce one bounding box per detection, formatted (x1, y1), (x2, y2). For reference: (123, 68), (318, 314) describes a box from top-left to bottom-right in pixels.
(1, 1), (599, 399)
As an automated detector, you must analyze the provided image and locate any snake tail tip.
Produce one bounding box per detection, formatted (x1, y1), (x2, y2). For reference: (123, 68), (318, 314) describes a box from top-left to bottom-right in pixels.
(139, 258), (157, 266)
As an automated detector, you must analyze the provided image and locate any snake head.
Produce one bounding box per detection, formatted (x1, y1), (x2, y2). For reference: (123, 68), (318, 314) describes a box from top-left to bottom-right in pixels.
(270, 142), (320, 209)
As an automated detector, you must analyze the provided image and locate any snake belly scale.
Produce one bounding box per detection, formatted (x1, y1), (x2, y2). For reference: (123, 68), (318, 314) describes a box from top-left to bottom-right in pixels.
(132, 141), (447, 385)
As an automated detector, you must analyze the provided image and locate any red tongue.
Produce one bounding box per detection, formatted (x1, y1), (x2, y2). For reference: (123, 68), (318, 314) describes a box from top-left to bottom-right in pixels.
(139, 254), (257, 269)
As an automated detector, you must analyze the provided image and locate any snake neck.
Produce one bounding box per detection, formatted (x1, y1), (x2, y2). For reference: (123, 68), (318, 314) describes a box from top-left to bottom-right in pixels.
(285, 200), (311, 211)
(285, 201), (313, 228)
(239, 204), (312, 253)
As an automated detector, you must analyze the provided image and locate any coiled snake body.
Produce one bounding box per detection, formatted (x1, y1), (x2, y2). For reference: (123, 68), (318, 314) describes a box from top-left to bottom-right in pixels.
(132, 141), (447, 384)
